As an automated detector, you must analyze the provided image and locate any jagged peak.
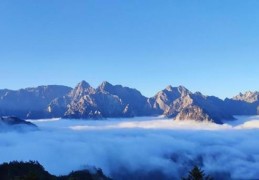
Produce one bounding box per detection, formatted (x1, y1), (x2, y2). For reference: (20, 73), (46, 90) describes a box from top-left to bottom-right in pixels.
(234, 91), (259, 98)
(236, 91), (259, 96)
(194, 91), (203, 96)
(194, 91), (207, 98)
(75, 80), (91, 89)
(101, 81), (112, 86)
(165, 85), (173, 91)
(245, 91), (259, 95)
(156, 85), (191, 98)
(69, 81), (94, 98)
(178, 85), (188, 91)
(163, 85), (189, 92)
(233, 90), (259, 103)
(98, 81), (114, 91)
(177, 85), (191, 96)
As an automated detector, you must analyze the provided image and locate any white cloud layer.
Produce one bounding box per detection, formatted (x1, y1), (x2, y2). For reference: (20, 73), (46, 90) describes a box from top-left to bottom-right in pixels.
(1, 116), (259, 179)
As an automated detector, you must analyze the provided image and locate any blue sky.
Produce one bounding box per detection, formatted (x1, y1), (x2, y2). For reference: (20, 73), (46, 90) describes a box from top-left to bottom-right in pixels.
(0, 0), (259, 99)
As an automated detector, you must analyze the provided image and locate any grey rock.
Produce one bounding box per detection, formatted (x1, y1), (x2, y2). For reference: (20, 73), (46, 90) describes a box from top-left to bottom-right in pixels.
(174, 105), (212, 122)
(97, 81), (151, 116)
(149, 86), (234, 124)
(0, 85), (72, 119)
(56, 81), (152, 119)
(233, 91), (259, 103)
(0, 116), (38, 132)
(148, 85), (191, 115)
(224, 91), (259, 115)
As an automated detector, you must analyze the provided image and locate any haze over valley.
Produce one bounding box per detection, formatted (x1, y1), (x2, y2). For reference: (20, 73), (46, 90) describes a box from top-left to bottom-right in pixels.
(1, 116), (259, 179)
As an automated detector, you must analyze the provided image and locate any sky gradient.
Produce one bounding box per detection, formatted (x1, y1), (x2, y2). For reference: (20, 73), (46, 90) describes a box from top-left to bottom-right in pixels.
(0, 0), (259, 99)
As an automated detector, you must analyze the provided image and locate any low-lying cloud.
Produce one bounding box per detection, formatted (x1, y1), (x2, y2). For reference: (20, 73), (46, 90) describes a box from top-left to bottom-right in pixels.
(1, 116), (259, 179)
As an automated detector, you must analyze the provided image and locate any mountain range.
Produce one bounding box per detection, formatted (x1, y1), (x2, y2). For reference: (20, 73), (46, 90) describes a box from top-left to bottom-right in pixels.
(0, 81), (258, 124)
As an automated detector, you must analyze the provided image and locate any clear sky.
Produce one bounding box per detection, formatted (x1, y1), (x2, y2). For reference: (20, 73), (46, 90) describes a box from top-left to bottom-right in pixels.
(0, 0), (259, 99)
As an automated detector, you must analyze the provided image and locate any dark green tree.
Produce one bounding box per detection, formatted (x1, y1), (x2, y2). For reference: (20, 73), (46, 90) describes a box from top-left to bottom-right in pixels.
(182, 166), (213, 180)
(0, 161), (111, 180)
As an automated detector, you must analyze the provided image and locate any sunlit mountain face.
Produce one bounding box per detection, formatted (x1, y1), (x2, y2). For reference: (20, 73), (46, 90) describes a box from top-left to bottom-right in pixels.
(1, 82), (259, 124)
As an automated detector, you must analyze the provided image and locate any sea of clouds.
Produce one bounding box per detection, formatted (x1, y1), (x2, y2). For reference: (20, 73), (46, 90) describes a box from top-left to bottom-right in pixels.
(1, 116), (259, 179)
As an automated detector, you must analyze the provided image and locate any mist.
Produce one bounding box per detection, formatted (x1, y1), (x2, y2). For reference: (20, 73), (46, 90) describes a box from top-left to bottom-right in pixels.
(1, 116), (259, 179)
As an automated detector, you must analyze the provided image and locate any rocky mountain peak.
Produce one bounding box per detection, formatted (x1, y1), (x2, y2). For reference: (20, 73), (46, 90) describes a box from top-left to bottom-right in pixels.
(69, 81), (94, 98)
(194, 91), (207, 99)
(98, 81), (113, 92)
(233, 91), (259, 103)
(174, 105), (212, 122)
(149, 85), (192, 115)
(165, 85), (173, 91)
(177, 85), (191, 97)
(75, 81), (90, 89)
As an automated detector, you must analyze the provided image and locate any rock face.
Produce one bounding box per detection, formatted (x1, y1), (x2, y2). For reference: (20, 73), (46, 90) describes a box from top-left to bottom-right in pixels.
(0, 85), (72, 119)
(147, 86), (190, 115)
(174, 105), (211, 122)
(0, 116), (37, 131)
(233, 91), (259, 103)
(148, 86), (234, 124)
(224, 91), (259, 115)
(48, 81), (151, 119)
(96, 81), (151, 116)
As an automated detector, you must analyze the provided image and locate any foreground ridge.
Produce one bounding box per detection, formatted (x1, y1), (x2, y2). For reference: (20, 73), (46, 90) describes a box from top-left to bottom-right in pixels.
(0, 161), (111, 180)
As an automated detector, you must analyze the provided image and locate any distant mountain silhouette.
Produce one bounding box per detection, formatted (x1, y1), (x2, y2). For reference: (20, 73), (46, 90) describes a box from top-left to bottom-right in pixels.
(0, 81), (258, 124)
(0, 85), (72, 119)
